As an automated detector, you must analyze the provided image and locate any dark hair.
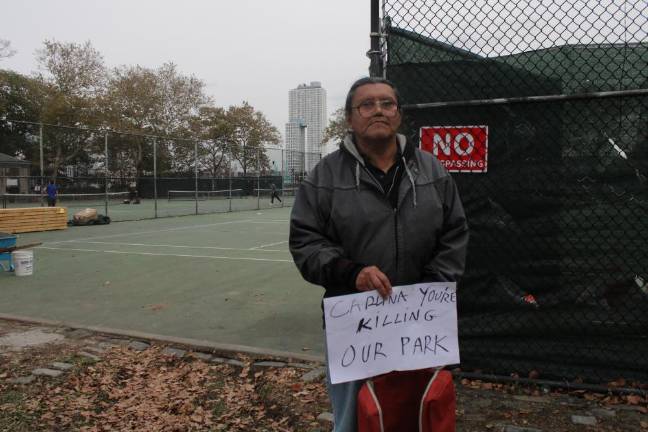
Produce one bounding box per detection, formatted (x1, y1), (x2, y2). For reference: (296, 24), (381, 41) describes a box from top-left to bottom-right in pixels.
(344, 77), (402, 117)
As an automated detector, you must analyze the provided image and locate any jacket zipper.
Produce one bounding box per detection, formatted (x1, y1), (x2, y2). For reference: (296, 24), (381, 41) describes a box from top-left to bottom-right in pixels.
(362, 165), (386, 195)
(394, 207), (399, 279)
(360, 164), (401, 280)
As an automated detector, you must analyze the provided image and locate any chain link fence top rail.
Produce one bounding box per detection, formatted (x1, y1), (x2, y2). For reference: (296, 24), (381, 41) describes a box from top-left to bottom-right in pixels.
(381, 0), (648, 385)
(0, 122), (319, 221)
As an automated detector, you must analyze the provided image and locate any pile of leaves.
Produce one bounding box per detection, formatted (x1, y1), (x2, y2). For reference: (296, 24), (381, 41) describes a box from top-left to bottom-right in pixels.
(459, 377), (647, 409)
(0, 346), (330, 432)
(455, 376), (647, 431)
(1, 329), (646, 432)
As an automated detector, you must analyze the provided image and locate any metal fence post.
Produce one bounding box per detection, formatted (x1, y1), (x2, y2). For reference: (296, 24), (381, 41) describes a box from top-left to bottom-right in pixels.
(228, 155), (233, 212)
(281, 149), (285, 208)
(39, 123), (44, 207)
(257, 146), (260, 210)
(153, 137), (158, 218)
(368, 0), (383, 77)
(194, 140), (199, 215)
(104, 132), (109, 216)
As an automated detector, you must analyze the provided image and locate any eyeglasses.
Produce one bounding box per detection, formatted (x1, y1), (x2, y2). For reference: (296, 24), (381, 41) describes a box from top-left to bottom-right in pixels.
(353, 99), (399, 118)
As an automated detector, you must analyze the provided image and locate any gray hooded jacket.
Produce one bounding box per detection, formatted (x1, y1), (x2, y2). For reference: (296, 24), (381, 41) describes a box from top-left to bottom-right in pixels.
(289, 133), (468, 299)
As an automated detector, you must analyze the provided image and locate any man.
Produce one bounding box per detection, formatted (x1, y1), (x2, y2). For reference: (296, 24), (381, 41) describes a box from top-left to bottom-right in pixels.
(126, 181), (140, 204)
(270, 182), (282, 204)
(46, 179), (58, 207)
(289, 77), (469, 431)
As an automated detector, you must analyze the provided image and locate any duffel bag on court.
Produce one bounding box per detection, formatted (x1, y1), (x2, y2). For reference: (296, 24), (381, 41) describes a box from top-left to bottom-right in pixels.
(357, 367), (456, 432)
(73, 208), (98, 224)
(69, 213), (110, 226)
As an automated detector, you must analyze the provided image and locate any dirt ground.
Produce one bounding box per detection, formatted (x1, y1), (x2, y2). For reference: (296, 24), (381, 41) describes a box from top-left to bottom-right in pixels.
(1, 319), (646, 432)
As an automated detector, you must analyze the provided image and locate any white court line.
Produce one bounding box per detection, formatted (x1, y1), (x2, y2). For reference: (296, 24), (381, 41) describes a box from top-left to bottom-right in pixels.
(64, 240), (286, 253)
(37, 246), (294, 263)
(250, 240), (289, 250)
(47, 219), (253, 244)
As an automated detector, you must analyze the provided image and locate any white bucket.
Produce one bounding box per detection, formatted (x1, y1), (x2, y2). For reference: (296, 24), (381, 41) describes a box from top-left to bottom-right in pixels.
(12, 250), (34, 276)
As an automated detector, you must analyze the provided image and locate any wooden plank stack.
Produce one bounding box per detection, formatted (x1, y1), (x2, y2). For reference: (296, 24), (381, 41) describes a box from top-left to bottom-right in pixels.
(0, 207), (68, 234)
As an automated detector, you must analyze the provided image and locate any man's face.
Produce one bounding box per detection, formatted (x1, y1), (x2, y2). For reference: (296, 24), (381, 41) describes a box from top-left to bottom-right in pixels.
(347, 83), (401, 143)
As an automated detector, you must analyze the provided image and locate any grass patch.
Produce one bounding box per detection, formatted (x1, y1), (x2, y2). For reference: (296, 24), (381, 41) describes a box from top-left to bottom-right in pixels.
(210, 398), (227, 418)
(0, 389), (24, 405)
(70, 354), (98, 367)
(0, 389), (37, 432)
(256, 380), (275, 401)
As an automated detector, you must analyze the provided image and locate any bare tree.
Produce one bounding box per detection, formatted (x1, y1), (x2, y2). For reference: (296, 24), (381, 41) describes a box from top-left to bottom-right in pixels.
(36, 40), (107, 180)
(0, 39), (16, 61)
(322, 107), (349, 147)
(104, 63), (209, 180)
(190, 106), (233, 186)
(37, 40), (106, 97)
(226, 102), (280, 176)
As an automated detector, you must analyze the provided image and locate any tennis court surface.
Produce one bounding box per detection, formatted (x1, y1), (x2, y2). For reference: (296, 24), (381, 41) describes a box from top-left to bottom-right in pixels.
(0, 206), (325, 357)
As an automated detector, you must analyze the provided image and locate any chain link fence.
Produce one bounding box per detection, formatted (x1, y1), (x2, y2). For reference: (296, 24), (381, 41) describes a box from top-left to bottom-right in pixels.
(380, 0), (647, 386)
(0, 121), (320, 221)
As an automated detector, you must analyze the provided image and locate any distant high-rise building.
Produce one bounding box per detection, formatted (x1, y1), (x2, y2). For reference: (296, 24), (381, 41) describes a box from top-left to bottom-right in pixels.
(285, 81), (327, 182)
(285, 120), (306, 181)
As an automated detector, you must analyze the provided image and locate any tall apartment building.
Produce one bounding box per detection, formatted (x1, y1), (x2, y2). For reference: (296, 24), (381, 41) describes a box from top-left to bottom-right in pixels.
(285, 81), (327, 181)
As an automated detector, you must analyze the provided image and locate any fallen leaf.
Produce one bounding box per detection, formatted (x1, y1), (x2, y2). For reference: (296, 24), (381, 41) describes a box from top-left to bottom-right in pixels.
(625, 395), (643, 405)
(608, 378), (626, 388)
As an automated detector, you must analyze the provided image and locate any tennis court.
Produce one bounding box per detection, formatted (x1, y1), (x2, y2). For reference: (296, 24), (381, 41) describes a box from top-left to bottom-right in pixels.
(1, 188), (296, 222)
(0, 206), (325, 357)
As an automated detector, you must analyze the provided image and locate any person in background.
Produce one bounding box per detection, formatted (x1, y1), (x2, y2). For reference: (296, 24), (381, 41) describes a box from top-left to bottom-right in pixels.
(127, 181), (140, 204)
(289, 77), (469, 431)
(46, 179), (58, 207)
(270, 182), (282, 204)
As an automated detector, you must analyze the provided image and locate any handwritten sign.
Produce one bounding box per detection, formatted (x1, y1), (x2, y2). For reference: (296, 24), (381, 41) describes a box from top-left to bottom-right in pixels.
(323, 282), (459, 384)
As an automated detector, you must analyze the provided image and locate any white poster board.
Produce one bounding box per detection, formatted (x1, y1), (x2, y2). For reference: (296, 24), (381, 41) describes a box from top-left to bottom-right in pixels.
(323, 282), (459, 384)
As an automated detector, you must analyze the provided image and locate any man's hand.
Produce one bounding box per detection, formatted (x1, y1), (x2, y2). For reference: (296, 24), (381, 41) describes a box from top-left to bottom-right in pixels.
(356, 266), (392, 299)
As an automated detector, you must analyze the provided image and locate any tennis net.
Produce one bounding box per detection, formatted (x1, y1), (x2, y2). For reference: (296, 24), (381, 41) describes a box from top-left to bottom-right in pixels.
(252, 188), (297, 197)
(167, 189), (244, 201)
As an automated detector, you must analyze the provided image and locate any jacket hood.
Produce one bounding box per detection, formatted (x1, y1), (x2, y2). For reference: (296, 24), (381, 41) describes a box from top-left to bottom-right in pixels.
(341, 132), (409, 165)
(340, 132), (418, 206)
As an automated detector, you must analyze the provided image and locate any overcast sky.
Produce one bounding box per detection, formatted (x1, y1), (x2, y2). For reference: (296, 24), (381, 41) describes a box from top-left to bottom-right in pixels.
(1, 0), (371, 144)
